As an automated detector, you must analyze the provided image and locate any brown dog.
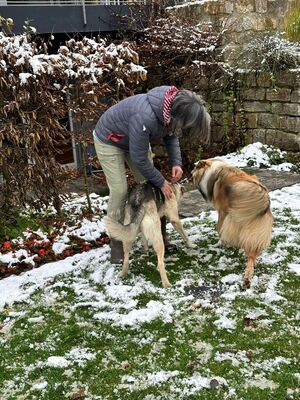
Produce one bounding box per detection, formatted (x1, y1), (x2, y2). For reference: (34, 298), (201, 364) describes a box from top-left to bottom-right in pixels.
(192, 159), (273, 288)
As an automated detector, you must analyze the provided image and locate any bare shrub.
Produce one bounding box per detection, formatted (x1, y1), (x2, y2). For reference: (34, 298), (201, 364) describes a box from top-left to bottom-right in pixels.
(0, 28), (146, 225)
(133, 12), (225, 166)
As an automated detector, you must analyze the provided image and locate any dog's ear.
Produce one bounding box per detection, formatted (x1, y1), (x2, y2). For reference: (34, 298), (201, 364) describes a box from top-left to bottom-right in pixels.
(192, 160), (210, 187)
(194, 160), (208, 171)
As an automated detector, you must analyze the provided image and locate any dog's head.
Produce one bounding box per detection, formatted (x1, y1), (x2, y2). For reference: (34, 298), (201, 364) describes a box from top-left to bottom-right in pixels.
(191, 160), (212, 188)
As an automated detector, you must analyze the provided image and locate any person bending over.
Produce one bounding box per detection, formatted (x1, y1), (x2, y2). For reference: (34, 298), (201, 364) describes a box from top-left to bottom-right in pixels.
(93, 85), (211, 263)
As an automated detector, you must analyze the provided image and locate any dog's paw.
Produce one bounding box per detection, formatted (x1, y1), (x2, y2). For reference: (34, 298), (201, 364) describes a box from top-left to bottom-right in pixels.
(187, 242), (197, 249)
(241, 278), (251, 290)
(162, 280), (171, 289)
(118, 271), (127, 279)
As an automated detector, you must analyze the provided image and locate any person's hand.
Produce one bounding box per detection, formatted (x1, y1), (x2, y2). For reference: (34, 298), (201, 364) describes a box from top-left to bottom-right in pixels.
(161, 180), (173, 200)
(171, 165), (183, 182)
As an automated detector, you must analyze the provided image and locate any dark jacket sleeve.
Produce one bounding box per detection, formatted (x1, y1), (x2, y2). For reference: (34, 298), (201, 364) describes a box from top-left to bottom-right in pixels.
(128, 114), (165, 188)
(163, 134), (182, 167)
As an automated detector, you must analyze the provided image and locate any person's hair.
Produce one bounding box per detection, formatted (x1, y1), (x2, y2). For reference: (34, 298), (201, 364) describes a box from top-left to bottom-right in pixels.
(170, 89), (211, 144)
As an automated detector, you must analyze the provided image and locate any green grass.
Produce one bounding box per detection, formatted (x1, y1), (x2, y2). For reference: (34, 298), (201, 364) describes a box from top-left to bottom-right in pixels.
(0, 208), (300, 400)
(0, 213), (45, 242)
(284, 0), (300, 42)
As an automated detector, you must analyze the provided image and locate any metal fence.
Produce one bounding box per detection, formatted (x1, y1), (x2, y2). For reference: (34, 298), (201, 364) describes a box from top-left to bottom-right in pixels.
(4, 0), (148, 5)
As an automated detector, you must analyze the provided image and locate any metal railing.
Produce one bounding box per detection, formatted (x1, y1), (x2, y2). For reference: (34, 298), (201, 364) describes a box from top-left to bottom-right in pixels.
(4, 0), (147, 5)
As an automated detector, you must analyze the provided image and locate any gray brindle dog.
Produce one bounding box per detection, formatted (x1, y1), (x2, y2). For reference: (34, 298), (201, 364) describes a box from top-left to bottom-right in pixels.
(104, 182), (195, 288)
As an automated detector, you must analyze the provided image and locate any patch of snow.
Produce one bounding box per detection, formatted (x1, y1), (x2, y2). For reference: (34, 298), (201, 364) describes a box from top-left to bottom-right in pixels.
(221, 274), (240, 284)
(244, 308), (268, 320)
(180, 373), (227, 395)
(52, 242), (70, 255)
(19, 72), (33, 85)
(288, 263), (300, 275)
(94, 300), (174, 327)
(214, 315), (236, 330)
(28, 316), (45, 323)
(46, 356), (70, 368)
(215, 142), (294, 171)
(31, 380), (48, 391)
(66, 348), (96, 366)
(246, 377), (279, 389)
(0, 249), (36, 267)
(67, 218), (106, 241)
(167, 0), (218, 10)
(215, 350), (250, 366)
(146, 370), (181, 385)
(260, 276), (286, 303)
(270, 162), (295, 172)
(0, 249), (104, 310)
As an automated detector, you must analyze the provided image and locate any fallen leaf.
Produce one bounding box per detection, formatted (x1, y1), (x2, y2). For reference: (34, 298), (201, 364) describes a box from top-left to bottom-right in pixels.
(121, 361), (131, 369)
(243, 317), (258, 328)
(69, 387), (85, 399)
(187, 359), (199, 370)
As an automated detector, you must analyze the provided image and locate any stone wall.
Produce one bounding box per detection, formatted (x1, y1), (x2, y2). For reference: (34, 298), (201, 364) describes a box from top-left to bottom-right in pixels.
(171, 0), (293, 44)
(170, 0), (300, 151)
(211, 70), (300, 150)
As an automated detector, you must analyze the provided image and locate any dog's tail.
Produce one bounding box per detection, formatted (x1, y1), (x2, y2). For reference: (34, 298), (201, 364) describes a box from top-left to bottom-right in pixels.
(220, 209), (273, 254)
(220, 180), (273, 253)
(228, 180), (271, 223)
(104, 213), (143, 244)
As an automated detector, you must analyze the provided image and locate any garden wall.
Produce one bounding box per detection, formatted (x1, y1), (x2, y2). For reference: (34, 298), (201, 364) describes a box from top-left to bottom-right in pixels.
(211, 70), (300, 151)
(170, 0), (299, 152)
(171, 0), (292, 43)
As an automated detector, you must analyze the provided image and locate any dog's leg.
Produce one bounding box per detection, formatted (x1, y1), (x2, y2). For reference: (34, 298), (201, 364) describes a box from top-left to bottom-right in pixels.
(170, 219), (196, 249)
(118, 242), (131, 278)
(140, 231), (149, 252)
(143, 218), (170, 288)
(141, 210), (171, 288)
(153, 237), (170, 288)
(242, 250), (257, 289)
(165, 205), (195, 249)
(216, 211), (226, 235)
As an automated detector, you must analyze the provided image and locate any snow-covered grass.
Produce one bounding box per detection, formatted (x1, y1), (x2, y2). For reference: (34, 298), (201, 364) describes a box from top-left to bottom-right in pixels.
(0, 143), (299, 399)
(0, 193), (109, 274)
(225, 32), (300, 73)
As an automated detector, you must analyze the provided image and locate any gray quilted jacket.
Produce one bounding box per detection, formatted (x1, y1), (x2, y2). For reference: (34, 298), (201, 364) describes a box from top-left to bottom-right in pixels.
(94, 86), (182, 188)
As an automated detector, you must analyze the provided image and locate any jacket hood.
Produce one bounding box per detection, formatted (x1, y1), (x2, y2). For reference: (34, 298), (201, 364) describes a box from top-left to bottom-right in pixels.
(146, 86), (170, 124)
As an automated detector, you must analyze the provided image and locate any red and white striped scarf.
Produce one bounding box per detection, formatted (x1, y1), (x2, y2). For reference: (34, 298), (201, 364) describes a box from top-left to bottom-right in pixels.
(163, 85), (179, 126)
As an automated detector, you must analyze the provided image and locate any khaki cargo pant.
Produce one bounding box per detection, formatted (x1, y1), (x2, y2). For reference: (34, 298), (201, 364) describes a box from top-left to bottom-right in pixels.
(94, 138), (152, 222)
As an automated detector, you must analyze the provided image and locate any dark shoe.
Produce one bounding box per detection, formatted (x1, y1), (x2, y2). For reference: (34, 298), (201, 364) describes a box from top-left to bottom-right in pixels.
(109, 238), (124, 264)
(164, 241), (178, 253)
(161, 216), (178, 253)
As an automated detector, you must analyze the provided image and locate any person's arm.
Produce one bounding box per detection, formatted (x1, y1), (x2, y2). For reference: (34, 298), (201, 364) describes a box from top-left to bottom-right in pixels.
(128, 114), (165, 189)
(163, 134), (183, 182)
(163, 134), (182, 167)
